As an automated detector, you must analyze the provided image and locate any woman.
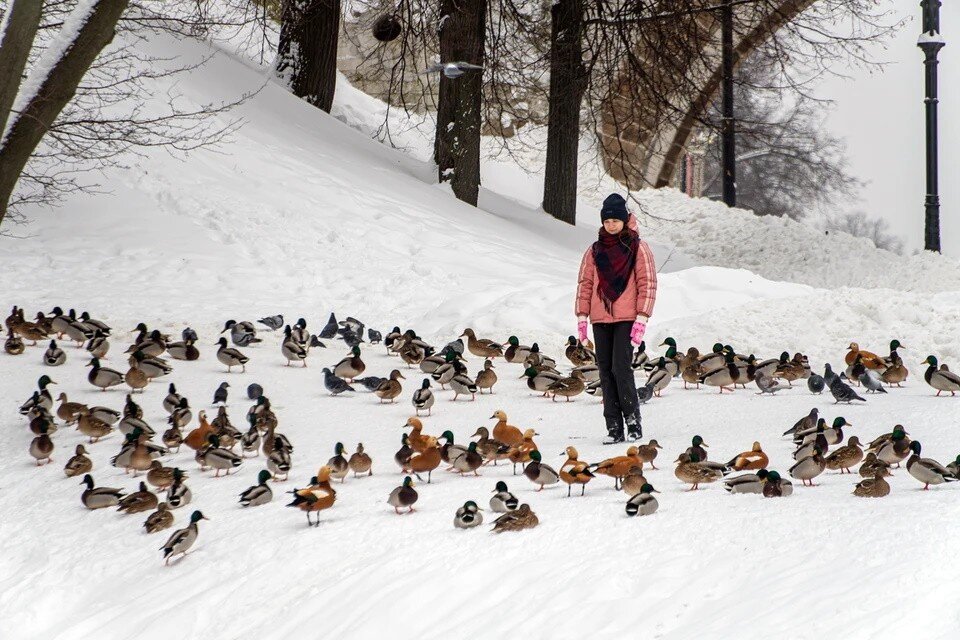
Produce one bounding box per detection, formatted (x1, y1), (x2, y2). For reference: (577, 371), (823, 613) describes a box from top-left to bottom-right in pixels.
(575, 193), (657, 444)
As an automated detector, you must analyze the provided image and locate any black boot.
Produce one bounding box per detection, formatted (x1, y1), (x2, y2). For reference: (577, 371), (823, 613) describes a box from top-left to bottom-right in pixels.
(603, 415), (625, 445)
(625, 406), (643, 442)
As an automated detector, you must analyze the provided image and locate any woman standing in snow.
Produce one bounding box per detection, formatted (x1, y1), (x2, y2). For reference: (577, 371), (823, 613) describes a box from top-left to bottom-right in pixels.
(575, 194), (657, 444)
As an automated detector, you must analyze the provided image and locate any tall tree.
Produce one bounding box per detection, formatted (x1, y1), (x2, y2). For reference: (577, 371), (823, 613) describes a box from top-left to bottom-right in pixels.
(276, 0), (341, 113)
(542, 0), (586, 225)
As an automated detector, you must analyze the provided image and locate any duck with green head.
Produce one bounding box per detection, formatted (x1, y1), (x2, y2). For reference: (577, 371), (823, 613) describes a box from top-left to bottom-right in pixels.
(504, 336), (532, 364)
(906, 441), (958, 489)
(921, 355), (960, 395)
(625, 483), (659, 516)
(160, 510), (208, 565)
(454, 500), (483, 529)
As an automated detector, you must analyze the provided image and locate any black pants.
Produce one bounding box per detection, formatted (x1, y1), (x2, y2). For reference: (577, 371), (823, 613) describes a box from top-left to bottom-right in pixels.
(593, 321), (638, 427)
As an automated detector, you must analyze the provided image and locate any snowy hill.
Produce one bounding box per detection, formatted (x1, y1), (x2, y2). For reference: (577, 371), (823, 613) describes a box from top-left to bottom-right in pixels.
(2, 28), (960, 640)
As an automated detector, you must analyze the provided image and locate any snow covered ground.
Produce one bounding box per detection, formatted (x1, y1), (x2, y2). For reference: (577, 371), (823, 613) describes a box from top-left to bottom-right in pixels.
(2, 27), (960, 640)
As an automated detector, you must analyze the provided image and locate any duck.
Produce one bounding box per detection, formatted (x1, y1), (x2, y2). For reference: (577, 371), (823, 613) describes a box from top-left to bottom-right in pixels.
(146, 460), (177, 491)
(4, 329), (25, 354)
(431, 352), (467, 389)
(29, 423), (54, 465)
(504, 336), (532, 363)
(162, 423), (183, 453)
(492, 503), (538, 532)
(43, 340), (66, 366)
(490, 481), (519, 512)
(338, 443), (370, 479)
(454, 501), (484, 529)
(12, 311), (49, 345)
(559, 446), (594, 497)
(646, 358), (672, 396)
(674, 453), (723, 490)
(726, 442), (769, 471)
(394, 433), (414, 470)
(327, 442), (350, 483)
(239, 413), (261, 457)
(872, 425), (912, 468)
(166, 469), (192, 509)
(685, 435), (710, 462)
(289, 318), (309, 346)
(239, 470), (274, 507)
(523, 343), (557, 369)
(845, 342), (886, 369)
(64, 444), (93, 477)
(85, 405), (120, 425)
(112, 428), (165, 475)
(621, 465), (648, 496)
(80, 474), (124, 509)
(636, 439), (663, 470)
(143, 503), (175, 534)
(279, 326), (308, 367)
(410, 378), (436, 416)
(402, 436), (442, 483)
(161, 510), (208, 564)
(403, 417), (433, 453)
(450, 372), (479, 401)
(267, 439), (292, 481)
(881, 355), (908, 387)
(438, 431), (467, 467)
(419, 353), (448, 375)
(471, 427), (511, 465)
(222, 319), (261, 347)
(522, 450), (560, 491)
(681, 360), (704, 389)
(906, 441), (958, 489)
(490, 409), (524, 447)
(571, 363), (600, 384)
(56, 393), (87, 424)
(215, 337), (249, 373)
(547, 375), (585, 402)
(789, 446), (826, 486)
(825, 436), (864, 474)
(793, 429), (829, 461)
(520, 366), (563, 396)
(859, 452), (892, 479)
(388, 476), (418, 514)
(128, 350), (173, 379)
(699, 350), (739, 392)
(631, 341), (649, 370)
(948, 456), (960, 476)
(593, 446), (643, 490)
(201, 434), (243, 477)
(117, 482), (159, 514)
(375, 370), (405, 403)
(86, 357), (124, 391)
(288, 469), (339, 526)
(475, 360), (498, 394)
(166, 339), (200, 361)
(460, 328), (503, 359)
(507, 429), (539, 474)
(451, 442), (485, 476)
(333, 345), (365, 380)
(723, 469), (770, 494)
(184, 409), (214, 451)
(625, 484), (659, 516)
(565, 336), (596, 367)
(921, 355), (960, 396)
(853, 471), (891, 498)
(762, 470), (793, 497)
(77, 413), (113, 443)
(124, 363), (149, 393)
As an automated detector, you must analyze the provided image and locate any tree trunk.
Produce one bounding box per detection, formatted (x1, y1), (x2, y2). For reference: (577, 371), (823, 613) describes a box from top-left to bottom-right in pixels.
(276, 0), (341, 113)
(434, 0), (456, 175)
(0, 0), (129, 230)
(0, 0), (42, 138)
(435, 0), (486, 206)
(542, 0), (585, 225)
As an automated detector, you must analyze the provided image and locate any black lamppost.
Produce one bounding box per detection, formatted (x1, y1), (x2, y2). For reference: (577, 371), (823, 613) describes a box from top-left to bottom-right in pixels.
(918, 0), (945, 252)
(720, 0), (736, 208)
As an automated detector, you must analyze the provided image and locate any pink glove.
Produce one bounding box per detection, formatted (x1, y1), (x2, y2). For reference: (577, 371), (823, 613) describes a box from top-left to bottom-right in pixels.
(577, 319), (588, 343)
(630, 321), (646, 346)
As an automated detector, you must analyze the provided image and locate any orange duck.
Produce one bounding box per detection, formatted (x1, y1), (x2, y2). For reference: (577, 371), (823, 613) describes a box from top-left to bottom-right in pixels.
(403, 417), (433, 453)
(845, 343), (886, 370)
(559, 446), (594, 497)
(287, 465), (337, 527)
(507, 429), (539, 474)
(592, 446), (643, 490)
(184, 410), (214, 451)
(402, 436), (442, 483)
(490, 410), (523, 447)
(726, 441), (769, 471)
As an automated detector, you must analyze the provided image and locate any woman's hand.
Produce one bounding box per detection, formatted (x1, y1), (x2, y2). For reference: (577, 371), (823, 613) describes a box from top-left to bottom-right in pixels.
(630, 320), (646, 346)
(577, 317), (588, 343)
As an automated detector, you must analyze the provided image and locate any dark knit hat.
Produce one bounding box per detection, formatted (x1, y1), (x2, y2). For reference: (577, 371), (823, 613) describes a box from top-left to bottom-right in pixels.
(600, 193), (628, 223)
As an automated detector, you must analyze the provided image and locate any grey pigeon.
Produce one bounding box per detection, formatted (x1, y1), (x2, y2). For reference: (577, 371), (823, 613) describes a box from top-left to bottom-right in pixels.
(755, 372), (785, 394)
(807, 373), (825, 394)
(342, 331), (364, 349)
(368, 329), (382, 344)
(423, 61), (484, 79)
(339, 317), (364, 335)
(322, 367), (355, 395)
(859, 370), (888, 394)
(823, 363), (838, 388)
(637, 383), (655, 404)
(441, 339), (465, 358)
(783, 408), (818, 437)
(258, 315), (284, 331)
(830, 376), (865, 404)
(319, 313), (338, 339)
(246, 383), (263, 401)
(354, 376), (387, 392)
(309, 335), (326, 349)
(182, 327), (198, 342)
(213, 382), (229, 405)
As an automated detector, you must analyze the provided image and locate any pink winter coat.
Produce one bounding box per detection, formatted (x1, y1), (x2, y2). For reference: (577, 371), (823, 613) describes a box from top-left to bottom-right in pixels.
(575, 214), (657, 324)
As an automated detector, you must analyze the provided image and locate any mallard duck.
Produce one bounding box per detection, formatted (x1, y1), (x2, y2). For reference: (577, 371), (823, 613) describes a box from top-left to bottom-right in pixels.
(12, 310), (49, 345)
(825, 436), (864, 473)
(789, 446), (826, 486)
(947, 455), (960, 476)
(215, 337), (248, 373)
(165, 339), (199, 361)
(239, 470), (273, 506)
(375, 369), (405, 403)
(523, 450), (559, 491)
(646, 358), (672, 396)
(872, 426), (912, 467)
(571, 364), (600, 385)
(565, 336), (596, 367)
(161, 510), (208, 564)
(631, 439), (661, 470)
(143, 502), (174, 533)
(332, 345), (365, 380)
(845, 342), (886, 369)
(762, 470), (793, 497)
(339, 443), (370, 479)
(524, 344), (557, 369)
(492, 503), (538, 532)
(201, 434), (242, 477)
(86, 357), (123, 391)
(438, 431), (467, 466)
(450, 372), (479, 401)
(853, 471), (891, 498)
(685, 435), (709, 461)
(489, 409), (523, 446)
(112, 428), (164, 475)
(80, 474), (124, 509)
(29, 423), (54, 465)
(681, 360), (704, 389)
(267, 440), (292, 481)
(460, 328), (503, 359)
(162, 423), (183, 453)
(64, 444), (93, 477)
(432, 352), (467, 389)
(547, 375), (585, 402)
(723, 469), (769, 494)
(451, 442), (484, 476)
(593, 446), (643, 490)
(475, 359), (498, 394)
(674, 452), (723, 490)
(625, 484), (659, 516)
(388, 476), (418, 514)
(490, 480), (518, 512)
(240, 413), (261, 457)
(520, 366), (563, 396)
(43, 340), (66, 366)
(631, 342), (649, 370)
(794, 428), (829, 461)
(921, 355), (960, 395)
(418, 353), (448, 375)
(166, 469), (192, 509)
(859, 452), (892, 478)
(222, 319), (260, 347)
(129, 350), (173, 379)
(394, 433), (413, 469)
(881, 355), (908, 387)
(55, 393), (86, 424)
(402, 436), (442, 483)
(327, 442), (349, 483)
(289, 318), (309, 346)
(454, 501), (484, 529)
(471, 427), (511, 465)
(559, 446), (594, 497)
(4, 329), (25, 354)
(906, 441), (958, 489)
(86, 405), (120, 425)
(117, 482), (159, 514)
(504, 336), (532, 363)
(77, 413), (113, 443)
(619, 465), (647, 496)
(124, 364), (149, 393)
(279, 326), (308, 367)
(411, 379), (435, 416)
(699, 350), (739, 392)
(726, 442), (769, 471)
(146, 460), (176, 491)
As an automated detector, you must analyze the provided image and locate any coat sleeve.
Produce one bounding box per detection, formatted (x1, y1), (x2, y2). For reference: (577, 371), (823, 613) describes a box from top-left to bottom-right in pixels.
(634, 240), (657, 319)
(575, 249), (594, 318)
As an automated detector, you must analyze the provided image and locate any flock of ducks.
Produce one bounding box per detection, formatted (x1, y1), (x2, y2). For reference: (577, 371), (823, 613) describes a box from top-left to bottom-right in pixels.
(7, 305), (960, 565)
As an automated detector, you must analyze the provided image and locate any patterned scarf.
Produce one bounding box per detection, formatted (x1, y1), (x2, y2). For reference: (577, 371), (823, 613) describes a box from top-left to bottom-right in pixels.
(592, 226), (639, 312)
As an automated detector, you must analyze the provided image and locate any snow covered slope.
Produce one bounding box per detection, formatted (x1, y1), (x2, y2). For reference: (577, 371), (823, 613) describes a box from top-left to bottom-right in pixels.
(2, 27), (960, 640)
